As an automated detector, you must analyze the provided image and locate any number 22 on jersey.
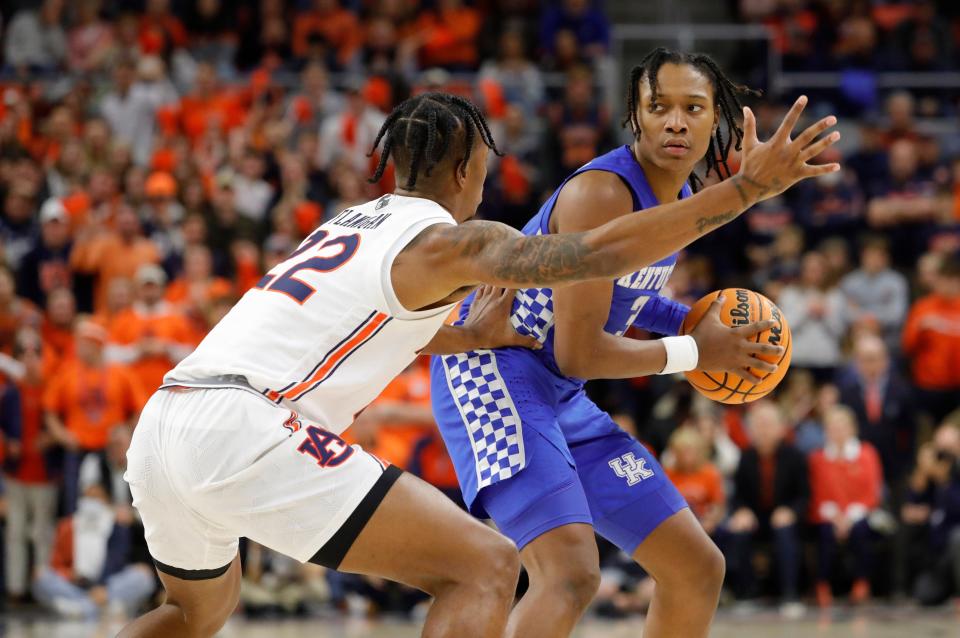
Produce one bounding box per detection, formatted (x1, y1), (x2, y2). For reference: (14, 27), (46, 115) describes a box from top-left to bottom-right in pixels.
(255, 228), (361, 304)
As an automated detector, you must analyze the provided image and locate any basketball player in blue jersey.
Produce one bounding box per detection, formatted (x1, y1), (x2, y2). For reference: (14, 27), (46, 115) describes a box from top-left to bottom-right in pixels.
(431, 49), (842, 637)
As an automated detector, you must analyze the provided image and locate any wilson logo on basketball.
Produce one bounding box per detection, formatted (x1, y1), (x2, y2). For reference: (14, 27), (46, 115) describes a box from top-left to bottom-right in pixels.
(680, 288), (794, 404)
(730, 289), (751, 326)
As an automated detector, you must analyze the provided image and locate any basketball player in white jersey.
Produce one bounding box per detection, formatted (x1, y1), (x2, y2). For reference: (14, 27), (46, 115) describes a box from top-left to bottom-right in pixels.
(120, 92), (839, 637)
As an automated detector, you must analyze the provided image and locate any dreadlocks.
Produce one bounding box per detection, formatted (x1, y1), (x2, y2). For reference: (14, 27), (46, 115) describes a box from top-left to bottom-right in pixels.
(623, 48), (761, 192)
(368, 92), (502, 190)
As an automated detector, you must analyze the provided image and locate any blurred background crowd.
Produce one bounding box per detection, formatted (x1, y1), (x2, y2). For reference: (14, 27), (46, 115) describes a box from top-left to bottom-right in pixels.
(0, 0), (957, 625)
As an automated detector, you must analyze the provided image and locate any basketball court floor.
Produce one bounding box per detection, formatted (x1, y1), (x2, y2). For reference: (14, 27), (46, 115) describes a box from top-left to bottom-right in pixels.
(4, 607), (959, 638)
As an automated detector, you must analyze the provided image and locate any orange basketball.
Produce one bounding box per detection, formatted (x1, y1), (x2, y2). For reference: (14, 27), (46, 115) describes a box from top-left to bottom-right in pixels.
(679, 288), (792, 404)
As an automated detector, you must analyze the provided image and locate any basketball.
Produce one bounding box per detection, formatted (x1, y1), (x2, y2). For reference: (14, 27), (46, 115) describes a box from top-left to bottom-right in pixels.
(680, 289), (792, 404)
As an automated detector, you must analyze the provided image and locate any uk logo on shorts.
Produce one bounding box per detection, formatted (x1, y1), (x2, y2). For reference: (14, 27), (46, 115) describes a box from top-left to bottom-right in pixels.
(609, 453), (654, 486)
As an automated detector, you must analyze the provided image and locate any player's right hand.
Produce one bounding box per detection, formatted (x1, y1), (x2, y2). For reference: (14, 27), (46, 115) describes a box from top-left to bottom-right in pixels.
(690, 295), (785, 384)
(737, 95), (841, 203)
(463, 286), (542, 351)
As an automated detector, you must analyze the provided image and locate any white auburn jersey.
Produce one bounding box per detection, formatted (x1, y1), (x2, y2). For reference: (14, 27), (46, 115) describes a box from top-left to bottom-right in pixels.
(166, 194), (457, 433)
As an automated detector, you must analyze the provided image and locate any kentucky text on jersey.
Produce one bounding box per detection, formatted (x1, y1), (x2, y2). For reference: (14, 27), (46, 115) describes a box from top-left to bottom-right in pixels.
(617, 265), (676, 291)
(328, 209), (392, 229)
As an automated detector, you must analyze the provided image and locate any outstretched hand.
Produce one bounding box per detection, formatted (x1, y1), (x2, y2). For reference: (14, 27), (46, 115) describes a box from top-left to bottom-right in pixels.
(463, 286), (542, 351)
(736, 95), (841, 205)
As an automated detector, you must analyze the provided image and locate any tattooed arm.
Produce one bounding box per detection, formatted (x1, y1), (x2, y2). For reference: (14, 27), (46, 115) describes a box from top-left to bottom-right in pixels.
(392, 175), (758, 311)
(392, 96), (841, 312)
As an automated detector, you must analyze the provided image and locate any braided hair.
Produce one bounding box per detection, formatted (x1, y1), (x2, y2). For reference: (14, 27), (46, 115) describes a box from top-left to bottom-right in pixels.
(623, 48), (760, 192)
(368, 92), (502, 190)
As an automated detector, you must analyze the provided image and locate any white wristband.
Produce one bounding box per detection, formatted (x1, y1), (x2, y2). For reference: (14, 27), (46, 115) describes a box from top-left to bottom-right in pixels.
(658, 335), (699, 375)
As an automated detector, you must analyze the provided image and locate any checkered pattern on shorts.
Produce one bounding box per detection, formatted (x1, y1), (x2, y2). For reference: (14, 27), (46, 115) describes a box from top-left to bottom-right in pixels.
(441, 351), (525, 489)
(510, 288), (554, 344)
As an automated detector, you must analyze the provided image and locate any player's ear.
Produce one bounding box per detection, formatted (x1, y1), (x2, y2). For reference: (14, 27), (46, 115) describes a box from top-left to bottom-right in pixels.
(453, 158), (468, 191)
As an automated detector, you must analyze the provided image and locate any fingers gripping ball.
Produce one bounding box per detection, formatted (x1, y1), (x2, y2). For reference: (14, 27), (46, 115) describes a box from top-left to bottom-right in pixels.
(680, 289), (792, 404)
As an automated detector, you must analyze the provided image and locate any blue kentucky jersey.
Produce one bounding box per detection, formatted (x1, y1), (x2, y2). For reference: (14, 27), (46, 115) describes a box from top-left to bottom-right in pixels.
(456, 145), (691, 382)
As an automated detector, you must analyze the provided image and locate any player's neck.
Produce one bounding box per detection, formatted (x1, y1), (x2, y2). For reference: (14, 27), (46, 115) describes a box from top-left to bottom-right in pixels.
(631, 142), (689, 204)
(394, 188), (463, 221)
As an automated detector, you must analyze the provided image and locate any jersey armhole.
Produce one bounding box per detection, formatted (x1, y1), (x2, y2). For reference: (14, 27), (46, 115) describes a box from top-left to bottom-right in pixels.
(377, 217), (457, 320)
(545, 168), (640, 234)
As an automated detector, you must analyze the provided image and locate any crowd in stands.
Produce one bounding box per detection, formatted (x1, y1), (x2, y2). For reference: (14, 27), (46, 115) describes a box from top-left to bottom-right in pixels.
(0, 0), (956, 624)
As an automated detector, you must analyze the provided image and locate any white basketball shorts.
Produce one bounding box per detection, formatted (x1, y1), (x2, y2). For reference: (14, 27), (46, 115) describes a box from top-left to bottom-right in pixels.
(124, 383), (400, 580)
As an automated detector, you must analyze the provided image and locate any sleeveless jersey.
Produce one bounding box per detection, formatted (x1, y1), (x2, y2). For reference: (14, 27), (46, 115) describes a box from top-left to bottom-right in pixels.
(455, 145), (691, 382)
(168, 194), (456, 433)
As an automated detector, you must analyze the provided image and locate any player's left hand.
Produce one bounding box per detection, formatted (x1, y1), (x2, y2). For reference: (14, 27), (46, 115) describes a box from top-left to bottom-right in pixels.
(464, 286), (542, 351)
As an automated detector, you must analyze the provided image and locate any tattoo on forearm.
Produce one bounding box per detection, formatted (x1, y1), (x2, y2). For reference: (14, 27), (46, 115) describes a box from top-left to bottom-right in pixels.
(731, 175), (750, 207)
(491, 233), (617, 284)
(696, 211), (738, 234)
(739, 175), (783, 201)
(450, 221), (622, 285)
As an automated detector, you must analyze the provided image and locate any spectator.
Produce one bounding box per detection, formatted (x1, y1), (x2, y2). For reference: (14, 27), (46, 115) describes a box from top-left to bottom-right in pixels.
(40, 287), (77, 369)
(407, 428), (463, 508)
(819, 236), (852, 288)
(836, 334), (916, 483)
(16, 199), (74, 309)
(664, 427), (725, 538)
(881, 92), (919, 149)
(292, 0), (362, 68)
(3, 328), (57, 604)
(867, 139), (948, 265)
(348, 358), (434, 469)
(138, 0), (188, 58)
(777, 251), (847, 381)
(141, 171), (185, 267)
(356, 16), (418, 81)
(285, 63), (345, 133)
(93, 277), (134, 332)
(99, 58), (177, 167)
(66, 0), (114, 75)
(42, 321), (145, 514)
(808, 405), (884, 607)
(32, 453), (155, 619)
(1, 183), (40, 272)
(183, 0), (232, 62)
(541, 65), (612, 191)
(847, 117), (888, 200)
(316, 79), (386, 175)
(230, 150), (275, 225)
(840, 235), (909, 349)
(892, 0), (953, 72)
(901, 256), (960, 423)
(478, 28), (545, 117)
(106, 264), (195, 396)
(540, 0), (610, 59)
(411, 0), (483, 71)
(725, 401), (808, 617)
(174, 61), (246, 144)
(70, 205), (161, 314)
(164, 244), (233, 314)
(3, 0), (67, 72)
(485, 104), (542, 228)
(687, 397), (741, 483)
(0, 267), (42, 355)
(794, 147), (865, 245)
(906, 423), (960, 605)
(206, 179), (259, 267)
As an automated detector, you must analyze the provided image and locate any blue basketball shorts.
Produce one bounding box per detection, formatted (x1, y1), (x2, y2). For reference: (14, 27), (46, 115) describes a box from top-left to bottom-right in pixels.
(430, 347), (688, 554)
